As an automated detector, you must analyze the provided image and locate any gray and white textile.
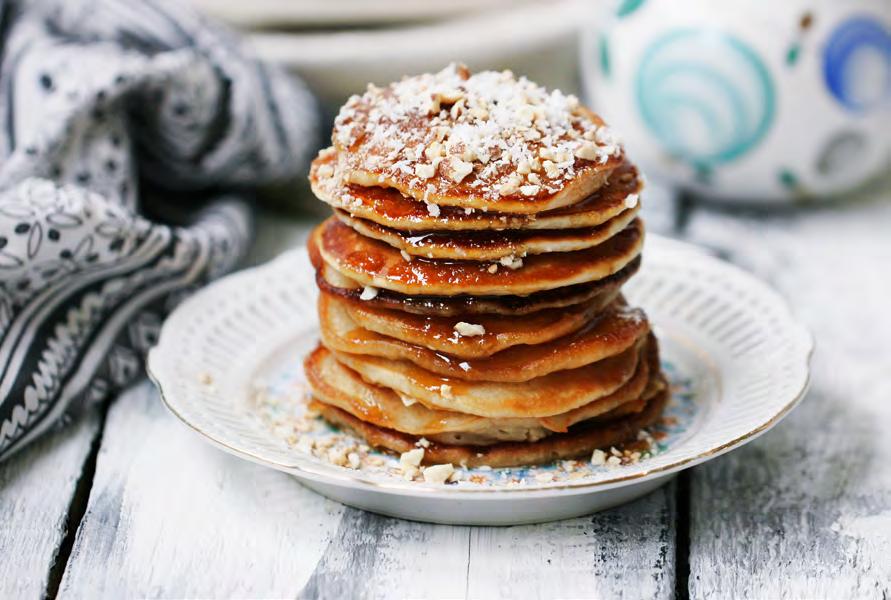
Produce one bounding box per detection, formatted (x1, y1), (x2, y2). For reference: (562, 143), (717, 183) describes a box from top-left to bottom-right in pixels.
(0, 0), (317, 460)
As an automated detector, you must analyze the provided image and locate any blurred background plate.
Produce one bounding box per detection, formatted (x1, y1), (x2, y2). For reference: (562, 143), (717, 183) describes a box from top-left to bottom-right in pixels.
(189, 0), (526, 28)
(192, 0), (584, 115)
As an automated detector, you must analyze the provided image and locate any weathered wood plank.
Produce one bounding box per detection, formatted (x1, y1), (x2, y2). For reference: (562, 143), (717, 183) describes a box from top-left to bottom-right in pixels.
(0, 408), (101, 600)
(466, 482), (677, 600)
(298, 511), (471, 599)
(57, 381), (345, 599)
(684, 193), (891, 599)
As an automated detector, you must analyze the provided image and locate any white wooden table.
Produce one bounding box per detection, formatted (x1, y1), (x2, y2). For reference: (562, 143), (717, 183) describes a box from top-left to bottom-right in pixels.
(2, 184), (890, 599)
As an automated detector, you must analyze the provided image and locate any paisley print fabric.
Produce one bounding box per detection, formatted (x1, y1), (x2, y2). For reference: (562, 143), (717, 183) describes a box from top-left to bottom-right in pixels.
(0, 0), (317, 460)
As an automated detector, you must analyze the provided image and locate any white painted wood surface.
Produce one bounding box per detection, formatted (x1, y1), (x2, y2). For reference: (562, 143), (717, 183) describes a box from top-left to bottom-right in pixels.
(57, 381), (345, 598)
(0, 409), (100, 600)
(5, 184), (891, 598)
(684, 190), (891, 600)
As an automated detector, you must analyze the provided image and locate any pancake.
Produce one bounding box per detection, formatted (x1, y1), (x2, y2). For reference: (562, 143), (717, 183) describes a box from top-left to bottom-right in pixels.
(305, 341), (655, 444)
(333, 204), (640, 261)
(333, 290), (612, 358)
(311, 153), (642, 232)
(314, 258), (637, 317)
(538, 334), (658, 432)
(331, 64), (624, 214)
(310, 385), (668, 468)
(319, 293), (649, 381)
(312, 217), (644, 297)
(330, 339), (643, 418)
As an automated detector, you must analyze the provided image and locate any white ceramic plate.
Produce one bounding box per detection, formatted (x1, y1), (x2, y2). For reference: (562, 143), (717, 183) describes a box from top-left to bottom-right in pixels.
(147, 235), (813, 525)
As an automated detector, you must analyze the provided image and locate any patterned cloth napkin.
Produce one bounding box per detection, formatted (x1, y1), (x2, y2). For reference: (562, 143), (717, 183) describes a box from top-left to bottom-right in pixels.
(0, 0), (317, 460)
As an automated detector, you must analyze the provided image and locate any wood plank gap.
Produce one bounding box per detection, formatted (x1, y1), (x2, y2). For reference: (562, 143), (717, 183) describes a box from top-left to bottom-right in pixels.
(674, 469), (691, 600)
(43, 401), (110, 600)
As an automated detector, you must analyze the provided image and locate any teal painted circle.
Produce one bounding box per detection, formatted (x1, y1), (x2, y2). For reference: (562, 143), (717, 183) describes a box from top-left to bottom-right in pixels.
(635, 29), (776, 168)
(616, 0), (646, 18)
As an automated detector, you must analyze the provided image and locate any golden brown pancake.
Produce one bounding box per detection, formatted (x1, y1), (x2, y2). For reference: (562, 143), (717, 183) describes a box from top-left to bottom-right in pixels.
(314, 258), (638, 317)
(319, 293), (649, 381)
(311, 153), (642, 232)
(311, 217), (644, 297)
(305, 342), (654, 444)
(333, 290), (612, 358)
(330, 65), (624, 214)
(330, 339), (643, 418)
(333, 204), (640, 261)
(310, 385), (668, 468)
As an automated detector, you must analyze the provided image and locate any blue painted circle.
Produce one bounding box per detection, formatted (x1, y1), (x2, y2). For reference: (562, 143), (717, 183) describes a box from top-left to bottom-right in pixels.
(823, 16), (891, 112)
(635, 29), (775, 168)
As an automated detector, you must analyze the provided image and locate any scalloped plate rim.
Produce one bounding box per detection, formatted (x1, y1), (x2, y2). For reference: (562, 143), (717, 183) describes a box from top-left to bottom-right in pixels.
(146, 234), (814, 498)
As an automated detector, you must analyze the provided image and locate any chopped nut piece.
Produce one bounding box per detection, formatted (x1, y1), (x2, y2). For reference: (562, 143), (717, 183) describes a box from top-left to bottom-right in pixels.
(425, 142), (445, 160)
(416, 437), (431, 448)
(296, 437), (315, 455)
(606, 456), (622, 467)
(359, 286), (378, 301)
(499, 255), (523, 270)
(423, 463), (455, 484)
(449, 98), (466, 120)
(487, 263), (498, 274)
(327, 446), (349, 467)
(415, 163), (436, 179)
(469, 105), (489, 120)
(436, 88), (464, 104)
(542, 159), (559, 179)
(316, 163), (335, 179)
(534, 472), (555, 483)
(347, 452), (361, 469)
(454, 322), (486, 336)
(498, 174), (522, 196)
(447, 158), (474, 183)
(425, 201), (441, 217)
(520, 184), (540, 196)
(591, 449), (607, 465)
(575, 141), (600, 161)
(624, 193), (639, 209)
(400, 448), (425, 469)
(400, 249), (413, 262)
(517, 160), (532, 175)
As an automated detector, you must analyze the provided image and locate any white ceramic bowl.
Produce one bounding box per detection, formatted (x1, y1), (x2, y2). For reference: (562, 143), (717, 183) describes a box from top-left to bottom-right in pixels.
(581, 0), (891, 203)
(147, 237), (812, 525)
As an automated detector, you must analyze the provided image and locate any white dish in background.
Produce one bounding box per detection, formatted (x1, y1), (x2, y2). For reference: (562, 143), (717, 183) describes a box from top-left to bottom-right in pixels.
(189, 0), (526, 28)
(147, 236), (812, 525)
(217, 0), (585, 111)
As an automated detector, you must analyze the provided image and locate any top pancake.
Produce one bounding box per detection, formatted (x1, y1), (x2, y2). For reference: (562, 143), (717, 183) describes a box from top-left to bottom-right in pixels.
(311, 217), (644, 297)
(330, 64), (624, 214)
(311, 151), (643, 232)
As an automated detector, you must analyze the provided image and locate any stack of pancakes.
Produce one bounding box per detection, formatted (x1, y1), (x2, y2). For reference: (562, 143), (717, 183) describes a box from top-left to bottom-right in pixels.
(304, 64), (668, 469)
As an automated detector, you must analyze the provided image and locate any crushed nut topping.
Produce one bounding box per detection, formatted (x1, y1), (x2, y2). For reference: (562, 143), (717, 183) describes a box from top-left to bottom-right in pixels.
(423, 463), (455, 484)
(332, 63), (622, 201)
(499, 255), (523, 270)
(359, 286), (379, 301)
(454, 321), (486, 337)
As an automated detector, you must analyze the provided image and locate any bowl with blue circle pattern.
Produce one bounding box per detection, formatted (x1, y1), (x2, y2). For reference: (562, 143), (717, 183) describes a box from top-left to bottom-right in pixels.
(581, 0), (891, 203)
